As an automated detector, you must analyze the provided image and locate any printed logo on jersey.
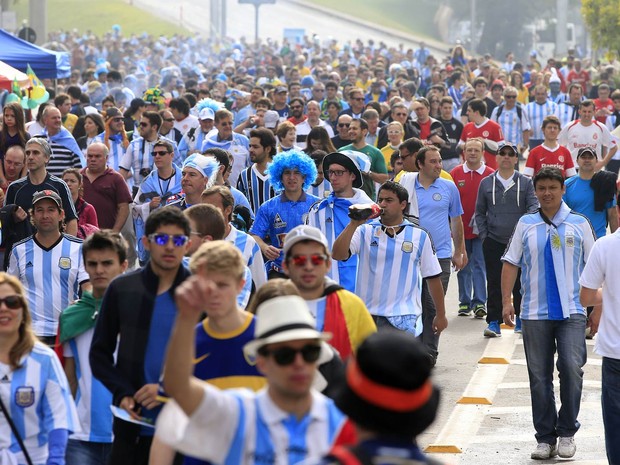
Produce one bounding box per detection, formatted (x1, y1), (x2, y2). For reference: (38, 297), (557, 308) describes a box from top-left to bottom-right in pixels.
(565, 232), (574, 248)
(193, 353), (210, 364)
(58, 257), (72, 269)
(370, 240), (379, 247)
(558, 155), (564, 162)
(325, 216), (333, 223)
(15, 386), (35, 407)
(593, 133), (598, 140)
(401, 241), (414, 253)
(457, 180), (466, 188)
(432, 193), (442, 201)
(25, 261), (33, 269)
(273, 213), (286, 229)
(483, 130), (489, 137)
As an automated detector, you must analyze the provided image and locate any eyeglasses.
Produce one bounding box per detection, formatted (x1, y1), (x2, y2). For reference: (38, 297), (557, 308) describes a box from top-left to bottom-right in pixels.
(327, 169), (348, 177)
(399, 152), (413, 159)
(338, 123), (350, 128)
(152, 150), (169, 157)
(498, 151), (518, 158)
(259, 344), (322, 366)
(139, 122), (149, 127)
(290, 254), (328, 267)
(112, 117), (124, 122)
(504, 95), (517, 99)
(0, 295), (23, 309)
(395, 112), (409, 117)
(147, 233), (189, 247)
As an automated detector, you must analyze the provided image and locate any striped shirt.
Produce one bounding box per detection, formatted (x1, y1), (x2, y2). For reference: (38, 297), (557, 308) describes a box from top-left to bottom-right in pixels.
(226, 225), (267, 289)
(490, 104), (531, 145)
(0, 343), (79, 465)
(306, 189), (374, 292)
(63, 327), (113, 443)
(307, 179), (332, 199)
(556, 102), (580, 129)
(178, 128), (211, 160)
(156, 386), (345, 465)
(502, 202), (595, 320)
(47, 141), (83, 177)
(237, 164), (276, 214)
(349, 220), (441, 318)
(8, 234), (89, 336)
(524, 100), (559, 140)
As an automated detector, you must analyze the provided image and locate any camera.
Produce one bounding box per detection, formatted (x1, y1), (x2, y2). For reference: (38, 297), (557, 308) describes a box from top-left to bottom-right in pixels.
(139, 168), (152, 177)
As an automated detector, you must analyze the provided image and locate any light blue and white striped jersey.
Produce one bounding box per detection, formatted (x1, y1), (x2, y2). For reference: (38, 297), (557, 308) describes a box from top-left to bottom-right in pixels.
(502, 202), (595, 320)
(226, 225), (267, 289)
(306, 179), (332, 199)
(606, 113), (620, 132)
(524, 100), (559, 140)
(490, 104), (531, 145)
(349, 220), (442, 318)
(306, 189), (374, 292)
(63, 328), (113, 443)
(119, 135), (181, 186)
(201, 133), (250, 187)
(0, 343), (79, 465)
(236, 164), (276, 214)
(556, 102), (580, 129)
(156, 385), (345, 465)
(8, 235), (89, 337)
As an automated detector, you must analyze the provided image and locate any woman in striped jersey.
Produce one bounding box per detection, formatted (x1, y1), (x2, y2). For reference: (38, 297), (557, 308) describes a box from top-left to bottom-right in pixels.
(0, 272), (79, 465)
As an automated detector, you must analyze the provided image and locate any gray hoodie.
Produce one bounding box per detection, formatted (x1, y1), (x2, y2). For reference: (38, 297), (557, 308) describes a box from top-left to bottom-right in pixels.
(475, 171), (539, 243)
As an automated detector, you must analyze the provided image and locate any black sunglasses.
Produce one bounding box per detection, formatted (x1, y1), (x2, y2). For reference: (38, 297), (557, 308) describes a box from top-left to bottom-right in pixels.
(0, 295), (23, 309)
(259, 344), (321, 366)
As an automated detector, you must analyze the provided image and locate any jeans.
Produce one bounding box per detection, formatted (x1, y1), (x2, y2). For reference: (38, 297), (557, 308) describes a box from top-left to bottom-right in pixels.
(457, 238), (486, 307)
(521, 314), (587, 444)
(421, 258), (451, 361)
(66, 439), (112, 465)
(602, 356), (620, 464)
(482, 237), (522, 323)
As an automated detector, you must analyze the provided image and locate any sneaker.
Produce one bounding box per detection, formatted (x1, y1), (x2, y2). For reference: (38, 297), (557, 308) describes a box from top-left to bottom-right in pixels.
(514, 315), (522, 333)
(473, 304), (487, 319)
(458, 304), (472, 316)
(531, 443), (558, 460)
(483, 321), (502, 338)
(558, 436), (576, 458)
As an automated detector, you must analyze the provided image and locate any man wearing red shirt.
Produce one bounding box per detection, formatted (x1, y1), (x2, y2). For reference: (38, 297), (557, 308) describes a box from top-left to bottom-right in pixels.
(594, 83), (614, 124)
(524, 115), (576, 178)
(450, 137), (494, 318)
(566, 59), (590, 95)
(459, 98), (504, 169)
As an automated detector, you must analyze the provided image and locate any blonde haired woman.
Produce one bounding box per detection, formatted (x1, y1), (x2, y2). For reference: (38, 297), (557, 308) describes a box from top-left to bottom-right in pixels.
(0, 272), (78, 465)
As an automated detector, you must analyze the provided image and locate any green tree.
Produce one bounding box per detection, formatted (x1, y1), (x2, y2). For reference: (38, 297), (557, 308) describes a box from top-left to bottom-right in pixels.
(582, 0), (620, 53)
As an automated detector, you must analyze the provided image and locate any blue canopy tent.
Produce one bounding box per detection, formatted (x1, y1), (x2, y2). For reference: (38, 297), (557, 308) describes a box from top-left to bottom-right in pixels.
(0, 29), (71, 79)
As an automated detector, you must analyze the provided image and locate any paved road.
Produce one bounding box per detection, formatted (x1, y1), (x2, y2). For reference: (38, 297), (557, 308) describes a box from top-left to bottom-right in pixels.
(423, 272), (605, 465)
(132, 0), (450, 56)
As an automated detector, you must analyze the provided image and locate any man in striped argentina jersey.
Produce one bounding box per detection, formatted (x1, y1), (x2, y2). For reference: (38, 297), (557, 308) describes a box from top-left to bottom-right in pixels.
(490, 86), (531, 150)
(332, 181), (448, 338)
(8, 190), (90, 345)
(201, 185), (267, 289)
(523, 85), (559, 150)
(40, 106), (85, 178)
(59, 231), (129, 465)
(237, 127), (276, 213)
(501, 167), (595, 460)
(306, 150), (373, 292)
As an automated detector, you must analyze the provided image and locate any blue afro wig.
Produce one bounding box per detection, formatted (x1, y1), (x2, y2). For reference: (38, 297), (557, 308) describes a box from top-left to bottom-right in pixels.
(267, 150), (317, 192)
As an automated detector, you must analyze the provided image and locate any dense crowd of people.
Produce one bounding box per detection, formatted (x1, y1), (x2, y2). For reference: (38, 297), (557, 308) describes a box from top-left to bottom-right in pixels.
(0, 26), (619, 465)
